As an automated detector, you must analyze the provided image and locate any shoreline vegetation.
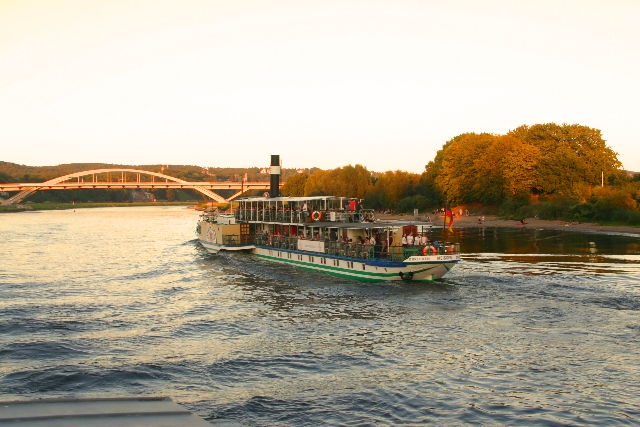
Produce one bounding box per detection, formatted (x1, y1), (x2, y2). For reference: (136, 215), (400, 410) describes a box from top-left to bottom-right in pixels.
(377, 212), (640, 236)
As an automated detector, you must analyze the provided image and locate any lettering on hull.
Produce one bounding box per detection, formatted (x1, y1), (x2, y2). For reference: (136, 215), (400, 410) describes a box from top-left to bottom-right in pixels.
(406, 255), (461, 262)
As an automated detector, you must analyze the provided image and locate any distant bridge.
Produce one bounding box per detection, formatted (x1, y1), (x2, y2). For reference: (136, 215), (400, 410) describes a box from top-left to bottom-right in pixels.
(0, 168), (278, 205)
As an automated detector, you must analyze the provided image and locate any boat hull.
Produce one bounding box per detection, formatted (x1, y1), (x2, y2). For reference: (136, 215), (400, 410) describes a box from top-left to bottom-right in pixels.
(199, 238), (255, 254)
(199, 240), (458, 282)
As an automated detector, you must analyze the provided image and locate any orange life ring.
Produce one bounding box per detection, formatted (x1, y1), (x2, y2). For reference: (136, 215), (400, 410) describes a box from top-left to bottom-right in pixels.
(311, 211), (321, 221)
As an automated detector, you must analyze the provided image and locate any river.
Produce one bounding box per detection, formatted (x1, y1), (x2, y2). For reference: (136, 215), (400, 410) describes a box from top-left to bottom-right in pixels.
(1, 206), (639, 426)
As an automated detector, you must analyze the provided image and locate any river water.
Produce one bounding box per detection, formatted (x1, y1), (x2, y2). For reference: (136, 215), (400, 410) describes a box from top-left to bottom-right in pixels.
(1, 206), (639, 426)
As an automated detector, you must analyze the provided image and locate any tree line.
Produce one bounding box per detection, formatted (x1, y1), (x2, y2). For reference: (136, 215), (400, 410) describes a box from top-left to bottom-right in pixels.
(281, 123), (639, 225)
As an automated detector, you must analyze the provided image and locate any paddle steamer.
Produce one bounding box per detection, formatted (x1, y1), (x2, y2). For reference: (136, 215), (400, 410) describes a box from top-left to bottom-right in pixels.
(196, 156), (460, 282)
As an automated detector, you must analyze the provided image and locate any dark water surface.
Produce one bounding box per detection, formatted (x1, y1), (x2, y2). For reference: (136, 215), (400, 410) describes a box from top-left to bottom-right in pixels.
(1, 207), (639, 426)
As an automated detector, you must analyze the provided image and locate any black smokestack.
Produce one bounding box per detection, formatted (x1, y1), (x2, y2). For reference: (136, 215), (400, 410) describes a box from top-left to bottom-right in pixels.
(270, 155), (280, 198)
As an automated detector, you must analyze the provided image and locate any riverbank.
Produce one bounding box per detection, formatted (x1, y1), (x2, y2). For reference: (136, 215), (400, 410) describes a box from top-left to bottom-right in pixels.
(0, 201), (195, 212)
(377, 213), (640, 236)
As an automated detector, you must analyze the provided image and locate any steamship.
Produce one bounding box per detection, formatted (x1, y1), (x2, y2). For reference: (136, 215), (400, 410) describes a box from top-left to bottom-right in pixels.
(196, 156), (460, 282)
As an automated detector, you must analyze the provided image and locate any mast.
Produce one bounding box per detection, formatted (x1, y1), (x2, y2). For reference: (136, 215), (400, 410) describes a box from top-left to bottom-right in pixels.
(442, 200), (447, 244)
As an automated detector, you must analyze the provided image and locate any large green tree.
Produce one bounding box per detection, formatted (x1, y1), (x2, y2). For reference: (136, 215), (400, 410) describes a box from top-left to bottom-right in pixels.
(508, 123), (621, 194)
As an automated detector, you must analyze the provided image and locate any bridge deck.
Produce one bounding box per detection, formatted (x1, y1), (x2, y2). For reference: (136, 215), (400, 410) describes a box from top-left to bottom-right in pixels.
(0, 182), (273, 191)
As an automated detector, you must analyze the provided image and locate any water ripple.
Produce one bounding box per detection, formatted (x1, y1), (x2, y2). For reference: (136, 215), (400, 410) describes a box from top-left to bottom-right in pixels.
(0, 207), (639, 425)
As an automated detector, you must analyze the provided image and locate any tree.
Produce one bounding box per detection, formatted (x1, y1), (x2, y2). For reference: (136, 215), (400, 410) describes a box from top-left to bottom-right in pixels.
(0, 171), (13, 183)
(281, 173), (309, 196)
(302, 165), (373, 198)
(503, 140), (540, 197)
(508, 123), (621, 195)
(365, 170), (419, 208)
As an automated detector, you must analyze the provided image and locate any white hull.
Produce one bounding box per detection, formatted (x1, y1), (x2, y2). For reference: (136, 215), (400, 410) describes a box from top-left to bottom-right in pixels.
(199, 239), (254, 254)
(198, 238), (458, 282)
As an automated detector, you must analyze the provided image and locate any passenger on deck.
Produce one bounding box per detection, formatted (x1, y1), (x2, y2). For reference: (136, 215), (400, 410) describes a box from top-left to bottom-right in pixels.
(420, 233), (428, 245)
(402, 234), (408, 247)
(407, 233), (414, 245)
(330, 229), (337, 241)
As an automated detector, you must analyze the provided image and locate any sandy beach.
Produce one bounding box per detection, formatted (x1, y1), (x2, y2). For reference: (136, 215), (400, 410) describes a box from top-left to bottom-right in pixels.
(376, 213), (640, 236)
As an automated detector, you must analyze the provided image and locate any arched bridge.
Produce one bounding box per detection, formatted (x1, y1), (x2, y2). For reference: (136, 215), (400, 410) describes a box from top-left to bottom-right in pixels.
(0, 169), (279, 205)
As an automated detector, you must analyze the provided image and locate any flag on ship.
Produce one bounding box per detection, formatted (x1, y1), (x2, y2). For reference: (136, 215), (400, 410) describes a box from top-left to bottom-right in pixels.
(445, 203), (454, 232)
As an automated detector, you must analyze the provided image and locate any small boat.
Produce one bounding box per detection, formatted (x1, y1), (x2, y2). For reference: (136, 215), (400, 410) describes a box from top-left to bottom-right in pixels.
(196, 156), (460, 282)
(0, 396), (224, 426)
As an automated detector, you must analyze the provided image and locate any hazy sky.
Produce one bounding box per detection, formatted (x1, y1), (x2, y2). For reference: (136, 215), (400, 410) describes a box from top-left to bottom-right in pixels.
(1, 0), (639, 172)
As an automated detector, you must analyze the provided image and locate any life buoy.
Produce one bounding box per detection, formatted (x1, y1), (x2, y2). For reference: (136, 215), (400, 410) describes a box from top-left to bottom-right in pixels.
(311, 211), (321, 221)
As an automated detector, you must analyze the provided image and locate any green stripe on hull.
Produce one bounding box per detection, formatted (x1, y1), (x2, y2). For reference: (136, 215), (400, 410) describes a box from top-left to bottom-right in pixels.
(254, 252), (450, 282)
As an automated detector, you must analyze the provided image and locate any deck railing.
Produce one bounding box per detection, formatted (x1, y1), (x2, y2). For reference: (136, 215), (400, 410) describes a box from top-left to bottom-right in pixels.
(251, 235), (460, 262)
(236, 209), (376, 224)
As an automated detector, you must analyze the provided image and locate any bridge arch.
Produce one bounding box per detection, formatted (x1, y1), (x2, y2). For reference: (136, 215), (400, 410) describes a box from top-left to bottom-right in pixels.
(4, 168), (229, 204)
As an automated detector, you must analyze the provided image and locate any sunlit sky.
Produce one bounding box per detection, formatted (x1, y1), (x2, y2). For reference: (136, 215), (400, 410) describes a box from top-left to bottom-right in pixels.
(1, 0), (639, 173)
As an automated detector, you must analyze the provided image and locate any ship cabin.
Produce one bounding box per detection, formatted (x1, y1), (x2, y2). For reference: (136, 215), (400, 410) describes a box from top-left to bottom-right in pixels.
(201, 195), (460, 263)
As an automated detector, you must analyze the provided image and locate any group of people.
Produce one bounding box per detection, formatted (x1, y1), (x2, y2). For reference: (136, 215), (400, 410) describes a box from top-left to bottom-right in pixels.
(401, 233), (429, 247)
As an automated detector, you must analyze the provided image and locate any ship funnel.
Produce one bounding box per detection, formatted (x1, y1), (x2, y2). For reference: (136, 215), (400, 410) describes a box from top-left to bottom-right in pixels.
(270, 155), (280, 198)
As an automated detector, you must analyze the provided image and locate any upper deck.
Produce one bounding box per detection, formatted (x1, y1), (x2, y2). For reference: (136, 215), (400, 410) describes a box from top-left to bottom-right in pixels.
(234, 195), (376, 225)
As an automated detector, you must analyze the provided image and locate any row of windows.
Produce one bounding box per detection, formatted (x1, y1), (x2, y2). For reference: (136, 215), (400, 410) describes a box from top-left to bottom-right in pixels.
(268, 250), (365, 270)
